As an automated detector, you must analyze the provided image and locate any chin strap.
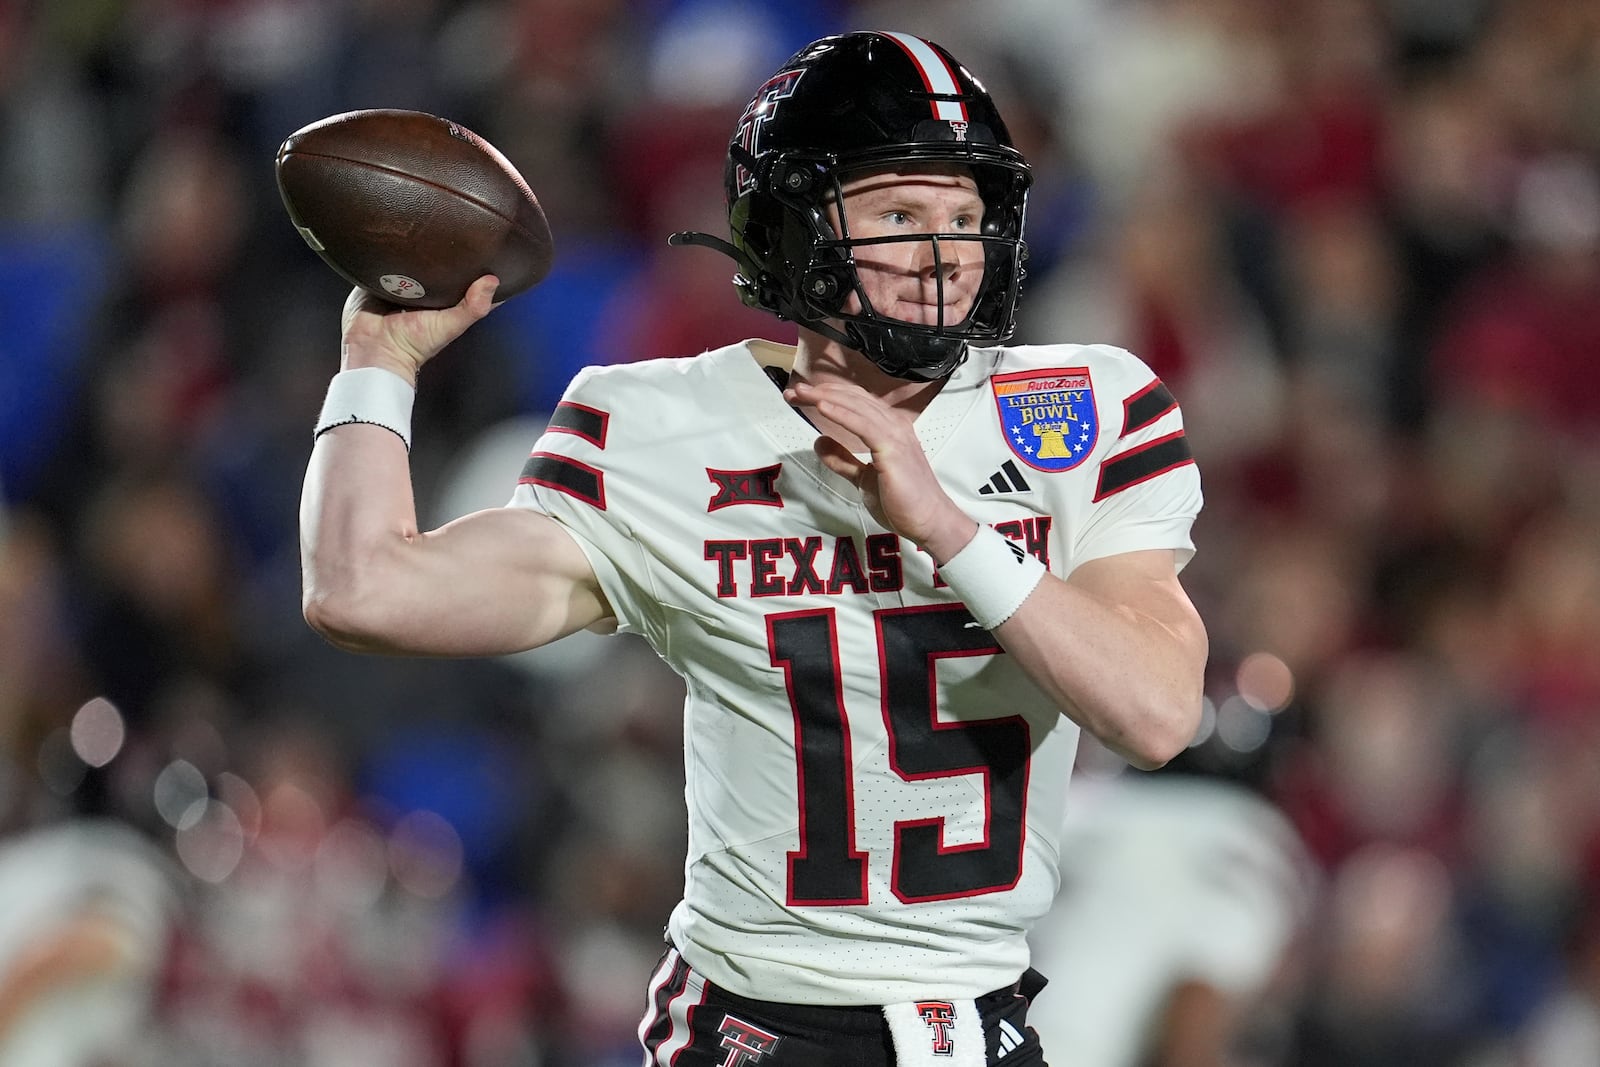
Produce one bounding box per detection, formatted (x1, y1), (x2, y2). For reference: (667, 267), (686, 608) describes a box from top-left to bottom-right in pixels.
(667, 229), (744, 261)
(669, 227), (822, 333)
(667, 230), (774, 291)
(668, 227), (788, 314)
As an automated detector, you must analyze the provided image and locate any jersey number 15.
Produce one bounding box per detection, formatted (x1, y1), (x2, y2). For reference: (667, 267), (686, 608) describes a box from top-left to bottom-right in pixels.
(767, 603), (1032, 906)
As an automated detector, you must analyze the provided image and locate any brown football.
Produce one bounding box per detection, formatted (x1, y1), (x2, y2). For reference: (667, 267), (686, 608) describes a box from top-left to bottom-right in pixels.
(275, 109), (553, 309)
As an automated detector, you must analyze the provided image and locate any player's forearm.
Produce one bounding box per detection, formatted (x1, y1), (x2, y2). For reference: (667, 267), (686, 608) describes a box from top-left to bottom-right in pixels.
(299, 423), (424, 652)
(994, 575), (1206, 769)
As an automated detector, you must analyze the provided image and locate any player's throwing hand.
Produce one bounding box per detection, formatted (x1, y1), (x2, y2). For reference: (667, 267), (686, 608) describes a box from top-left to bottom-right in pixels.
(338, 274), (500, 385)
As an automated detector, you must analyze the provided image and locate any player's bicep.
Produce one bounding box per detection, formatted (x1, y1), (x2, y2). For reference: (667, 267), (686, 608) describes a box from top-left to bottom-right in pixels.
(421, 507), (612, 647)
(1067, 549), (1207, 667)
(312, 506), (611, 657)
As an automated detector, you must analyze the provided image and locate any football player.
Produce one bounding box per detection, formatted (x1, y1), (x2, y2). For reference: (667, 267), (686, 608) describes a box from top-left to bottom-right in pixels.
(300, 31), (1208, 1067)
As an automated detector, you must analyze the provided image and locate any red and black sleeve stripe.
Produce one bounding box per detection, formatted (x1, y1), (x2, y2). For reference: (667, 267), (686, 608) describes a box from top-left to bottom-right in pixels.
(520, 453), (606, 509)
(1093, 377), (1193, 500)
(519, 401), (610, 508)
(1093, 430), (1192, 502)
(1121, 379), (1177, 436)
(545, 401), (609, 447)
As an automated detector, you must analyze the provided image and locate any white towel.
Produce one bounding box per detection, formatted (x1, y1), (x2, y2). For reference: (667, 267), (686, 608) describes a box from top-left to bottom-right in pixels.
(883, 998), (985, 1066)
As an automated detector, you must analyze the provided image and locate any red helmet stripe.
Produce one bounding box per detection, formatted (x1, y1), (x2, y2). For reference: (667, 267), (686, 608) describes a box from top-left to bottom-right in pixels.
(881, 31), (969, 123)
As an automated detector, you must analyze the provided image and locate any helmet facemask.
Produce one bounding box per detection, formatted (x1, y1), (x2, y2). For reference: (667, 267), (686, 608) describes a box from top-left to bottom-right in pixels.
(754, 153), (1028, 380)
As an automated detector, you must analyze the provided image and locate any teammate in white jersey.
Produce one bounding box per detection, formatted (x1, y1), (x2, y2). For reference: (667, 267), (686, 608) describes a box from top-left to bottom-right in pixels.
(1028, 768), (1315, 1067)
(299, 31), (1208, 1067)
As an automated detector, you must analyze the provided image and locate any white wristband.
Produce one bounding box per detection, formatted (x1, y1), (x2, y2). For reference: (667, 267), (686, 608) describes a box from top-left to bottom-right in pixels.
(314, 367), (416, 451)
(937, 525), (1047, 630)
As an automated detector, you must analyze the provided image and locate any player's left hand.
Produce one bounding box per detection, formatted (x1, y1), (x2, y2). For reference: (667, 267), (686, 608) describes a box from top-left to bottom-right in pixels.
(785, 380), (977, 563)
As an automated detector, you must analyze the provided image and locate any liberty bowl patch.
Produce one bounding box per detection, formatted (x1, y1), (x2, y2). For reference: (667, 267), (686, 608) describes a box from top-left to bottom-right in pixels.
(992, 367), (1098, 472)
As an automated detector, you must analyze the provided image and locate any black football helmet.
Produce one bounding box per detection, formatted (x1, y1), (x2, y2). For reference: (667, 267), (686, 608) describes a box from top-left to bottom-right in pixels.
(670, 31), (1032, 380)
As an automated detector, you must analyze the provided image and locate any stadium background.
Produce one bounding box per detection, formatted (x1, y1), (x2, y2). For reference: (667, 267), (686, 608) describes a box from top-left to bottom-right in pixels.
(1, 0), (1598, 1064)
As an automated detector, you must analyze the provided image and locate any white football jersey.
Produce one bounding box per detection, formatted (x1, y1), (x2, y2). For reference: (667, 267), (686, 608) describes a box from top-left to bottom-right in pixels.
(509, 339), (1201, 1005)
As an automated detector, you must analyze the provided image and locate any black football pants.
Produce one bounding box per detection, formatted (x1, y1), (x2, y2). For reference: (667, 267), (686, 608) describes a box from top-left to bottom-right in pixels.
(639, 945), (1050, 1066)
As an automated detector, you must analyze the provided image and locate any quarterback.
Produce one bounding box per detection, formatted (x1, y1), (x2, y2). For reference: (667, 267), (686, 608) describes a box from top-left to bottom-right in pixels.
(299, 31), (1208, 1067)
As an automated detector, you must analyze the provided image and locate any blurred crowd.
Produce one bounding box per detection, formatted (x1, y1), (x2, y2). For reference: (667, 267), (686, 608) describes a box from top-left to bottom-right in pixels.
(1, 0), (1599, 1064)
